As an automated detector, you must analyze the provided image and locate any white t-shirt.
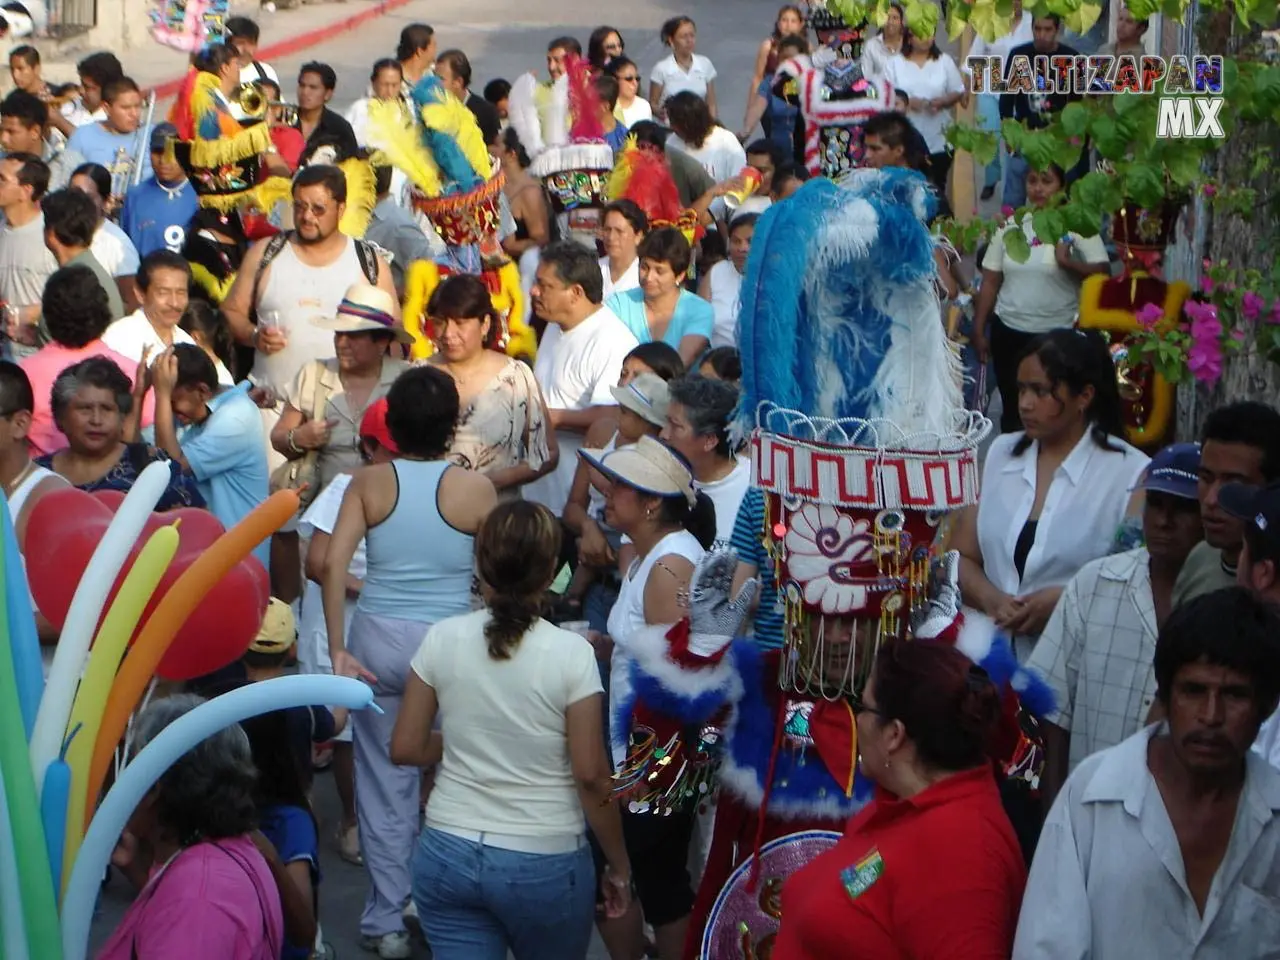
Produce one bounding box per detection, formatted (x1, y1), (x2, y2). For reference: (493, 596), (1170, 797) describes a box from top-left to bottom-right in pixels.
(698, 456), (751, 550)
(617, 98), (653, 127)
(964, 13), (1035, 85)
(297, 474), (365, 688)
(526, 307), (639, 515)
(982, 219), (1110, 333)
(706, 260), (742, 349)
(885, 53), (965, 154)
(599, 256), (640, 300)
(90, 220), (140, 278)
(606, 529), (705, 764)
(667, 126), (746, 184)
(412, 609), (603, 836)
(102, 309), (234, 386)
(650, 53), (717, 103)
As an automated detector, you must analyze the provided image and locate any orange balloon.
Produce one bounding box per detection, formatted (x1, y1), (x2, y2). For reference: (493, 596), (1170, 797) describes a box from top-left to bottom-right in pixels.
(83, 489), (300, 828)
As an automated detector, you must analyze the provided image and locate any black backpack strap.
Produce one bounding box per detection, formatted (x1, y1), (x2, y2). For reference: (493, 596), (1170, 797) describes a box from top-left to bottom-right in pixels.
(250, 231), (293, 324)
(353, 238), (381, 285)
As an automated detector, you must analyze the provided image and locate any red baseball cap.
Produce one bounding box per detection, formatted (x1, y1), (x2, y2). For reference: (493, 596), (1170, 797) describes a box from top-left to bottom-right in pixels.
(359, 398), (399, 455)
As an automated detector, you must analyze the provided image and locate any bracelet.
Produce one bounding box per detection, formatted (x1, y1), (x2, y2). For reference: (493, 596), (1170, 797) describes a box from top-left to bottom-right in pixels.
(287, 428), (303, 455)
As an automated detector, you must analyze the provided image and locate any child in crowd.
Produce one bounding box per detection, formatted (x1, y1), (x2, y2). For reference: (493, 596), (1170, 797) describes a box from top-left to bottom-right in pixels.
(698, 345), (741, 385)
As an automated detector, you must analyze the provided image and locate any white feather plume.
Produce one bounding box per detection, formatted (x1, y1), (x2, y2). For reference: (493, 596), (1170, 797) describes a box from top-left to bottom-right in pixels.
(543, 73), (570, 148)
(507, 72), (545, 157)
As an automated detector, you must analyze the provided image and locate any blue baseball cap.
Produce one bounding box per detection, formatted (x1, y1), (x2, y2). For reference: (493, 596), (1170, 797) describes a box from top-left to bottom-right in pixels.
(1219, 481), (1280, 556)
(1132, 442), (1201, 500)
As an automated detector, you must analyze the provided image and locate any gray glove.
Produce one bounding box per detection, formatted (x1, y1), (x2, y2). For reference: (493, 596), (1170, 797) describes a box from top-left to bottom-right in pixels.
(687, 549), (760, 658)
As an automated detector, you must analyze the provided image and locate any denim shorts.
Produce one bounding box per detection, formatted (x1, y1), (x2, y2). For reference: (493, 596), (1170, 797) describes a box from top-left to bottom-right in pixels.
(412, 827), (596, 960)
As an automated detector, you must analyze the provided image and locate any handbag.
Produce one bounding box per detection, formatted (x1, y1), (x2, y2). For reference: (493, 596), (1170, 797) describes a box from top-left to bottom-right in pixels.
(269, 360), (332, 510)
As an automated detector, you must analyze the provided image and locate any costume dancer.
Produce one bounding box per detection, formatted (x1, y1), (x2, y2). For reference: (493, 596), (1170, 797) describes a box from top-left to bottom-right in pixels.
(593, 166), (1053, 958)
(373, 74), (532, 361)
(507, 54), (615, 248)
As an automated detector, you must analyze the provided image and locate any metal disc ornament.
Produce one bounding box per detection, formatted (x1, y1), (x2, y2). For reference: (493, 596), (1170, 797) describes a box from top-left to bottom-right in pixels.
(700, 830), (841, 959)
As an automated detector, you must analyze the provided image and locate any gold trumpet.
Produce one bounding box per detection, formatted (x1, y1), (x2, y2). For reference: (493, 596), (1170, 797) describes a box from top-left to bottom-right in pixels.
(235, 83), (298, 126)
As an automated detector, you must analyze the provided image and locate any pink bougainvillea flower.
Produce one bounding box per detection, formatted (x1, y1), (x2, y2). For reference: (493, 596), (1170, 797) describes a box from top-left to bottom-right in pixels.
(1231, 329), (1247, 342)
(1270, 300), (1280, 325)
(1136, 303), (1164, 331)
(1242, 291), (1266, 321)
(1184, 299), (1219, 329)
(1001, 205), (1015, 219)
(1202, 183), (1217, 197)
(1188, 340), (1223, 385)
(1200, 275), (1216, 295)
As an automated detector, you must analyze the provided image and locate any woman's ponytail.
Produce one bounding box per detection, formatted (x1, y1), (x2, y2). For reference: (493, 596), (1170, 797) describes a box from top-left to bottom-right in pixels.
(475, 502), (562, 660)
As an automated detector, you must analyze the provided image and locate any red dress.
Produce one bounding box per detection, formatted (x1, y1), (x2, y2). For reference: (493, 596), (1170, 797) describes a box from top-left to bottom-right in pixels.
(772, 765), (1026, 960)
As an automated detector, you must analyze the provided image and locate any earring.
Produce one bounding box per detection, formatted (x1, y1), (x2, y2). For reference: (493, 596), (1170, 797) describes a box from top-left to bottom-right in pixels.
(884, 759), (891, 770)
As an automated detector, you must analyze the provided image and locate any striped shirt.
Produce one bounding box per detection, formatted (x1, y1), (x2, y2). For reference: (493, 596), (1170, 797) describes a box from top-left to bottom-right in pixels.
(731, 486), (785, 650)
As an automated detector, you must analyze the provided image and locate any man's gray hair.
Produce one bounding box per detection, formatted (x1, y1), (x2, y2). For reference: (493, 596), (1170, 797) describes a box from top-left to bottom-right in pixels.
(668, 374), (739, 458)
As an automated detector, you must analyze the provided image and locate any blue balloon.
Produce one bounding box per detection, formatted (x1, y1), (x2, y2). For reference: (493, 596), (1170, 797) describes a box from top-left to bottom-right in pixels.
(40, 760), (70, 899)
(61, 675), (377, 960)
(2, 495), (42, 739)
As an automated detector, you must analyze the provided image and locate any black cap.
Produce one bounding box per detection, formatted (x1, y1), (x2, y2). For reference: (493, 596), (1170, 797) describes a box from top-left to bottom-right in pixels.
(1220, 481), (1280, 559)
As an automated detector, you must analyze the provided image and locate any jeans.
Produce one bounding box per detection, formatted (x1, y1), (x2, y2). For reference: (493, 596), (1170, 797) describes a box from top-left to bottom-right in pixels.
(413, 828), (596, 960)
(1003, 150), (1030, 208)
(976, 95), (1003, 190)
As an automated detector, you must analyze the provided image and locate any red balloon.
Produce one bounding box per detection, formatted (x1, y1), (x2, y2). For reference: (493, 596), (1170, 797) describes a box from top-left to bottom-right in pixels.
(91, 490), (128, 511)
(25, 488), (115, 630)
(155, 553), (270, 681)
(24, 487), (274, 681)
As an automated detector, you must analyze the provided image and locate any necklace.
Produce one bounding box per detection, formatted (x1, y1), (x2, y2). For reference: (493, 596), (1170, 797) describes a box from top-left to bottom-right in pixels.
(3, 461), (35, 500)
(159, 180), (188, 201)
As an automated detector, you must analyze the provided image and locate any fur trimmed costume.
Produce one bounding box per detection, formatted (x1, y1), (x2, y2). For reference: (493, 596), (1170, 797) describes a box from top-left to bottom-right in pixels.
(595, 168), (1056, 958)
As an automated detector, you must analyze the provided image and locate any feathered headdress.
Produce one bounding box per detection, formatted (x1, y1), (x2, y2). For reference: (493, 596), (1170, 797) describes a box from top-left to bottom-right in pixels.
(566, 55), (605, 142)
(736, 167), (958, 438)
(605, 137), (701, 244)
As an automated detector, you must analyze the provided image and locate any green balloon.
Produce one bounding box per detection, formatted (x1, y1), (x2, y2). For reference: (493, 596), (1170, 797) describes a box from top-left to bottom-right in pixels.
(0, 532), (63, 958)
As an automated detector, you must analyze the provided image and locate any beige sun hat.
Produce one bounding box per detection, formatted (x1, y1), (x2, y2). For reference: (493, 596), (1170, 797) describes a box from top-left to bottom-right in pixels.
(609, 372), (670, 428)
(313, 282), (415, 344)
(578, 435), (696, 506)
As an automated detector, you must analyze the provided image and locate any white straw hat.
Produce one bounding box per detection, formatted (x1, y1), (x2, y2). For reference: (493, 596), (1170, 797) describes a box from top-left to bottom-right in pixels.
(609, 373), (670, 428)
(313, 282), (414, 344)
(579, 435), (696, 506)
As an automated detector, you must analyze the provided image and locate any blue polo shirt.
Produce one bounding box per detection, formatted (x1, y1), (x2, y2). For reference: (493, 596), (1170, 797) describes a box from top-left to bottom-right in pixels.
(604, 287), (714, 350)
(180, 382), (270, 568)
(120, 177), (198, 257)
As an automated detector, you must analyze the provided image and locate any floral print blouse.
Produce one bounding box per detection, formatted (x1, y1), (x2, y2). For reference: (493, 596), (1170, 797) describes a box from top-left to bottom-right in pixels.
(444, 358), (551, 497)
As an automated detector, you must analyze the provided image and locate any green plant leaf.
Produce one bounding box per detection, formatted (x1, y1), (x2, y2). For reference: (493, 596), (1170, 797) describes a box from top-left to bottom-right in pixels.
(1122, 163), (1169, 210)
(1063, 1), (1103, 34)
(968, 0), (1011, 41)
(1060, 102), (1091, 138)
(1031, 208), (1067, 245)
(1003, 225), (1031, 264)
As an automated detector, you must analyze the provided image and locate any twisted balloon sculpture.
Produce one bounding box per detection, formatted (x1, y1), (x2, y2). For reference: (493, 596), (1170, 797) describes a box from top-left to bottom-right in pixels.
(0, 474), (380, 960)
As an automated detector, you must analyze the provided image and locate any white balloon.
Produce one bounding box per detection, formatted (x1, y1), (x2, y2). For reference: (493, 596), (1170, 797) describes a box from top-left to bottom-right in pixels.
(28, 461), (171, 798)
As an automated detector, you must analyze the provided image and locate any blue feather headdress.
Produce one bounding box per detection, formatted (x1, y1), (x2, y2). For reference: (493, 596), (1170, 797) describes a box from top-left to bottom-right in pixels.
(735, 166), (971, 447)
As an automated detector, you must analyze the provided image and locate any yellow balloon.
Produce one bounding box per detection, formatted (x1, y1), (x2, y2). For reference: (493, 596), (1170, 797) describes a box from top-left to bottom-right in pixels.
(60, 524), (179, 890)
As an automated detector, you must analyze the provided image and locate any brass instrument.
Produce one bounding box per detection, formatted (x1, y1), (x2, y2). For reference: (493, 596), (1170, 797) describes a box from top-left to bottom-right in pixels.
(236, 82), (267, 116)
(236, 83), (298, 127)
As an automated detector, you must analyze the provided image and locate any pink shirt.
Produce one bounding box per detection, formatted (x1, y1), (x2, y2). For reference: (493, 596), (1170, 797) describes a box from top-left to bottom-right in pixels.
(18, 340), (155, 456)
(96, 836), (284, 960)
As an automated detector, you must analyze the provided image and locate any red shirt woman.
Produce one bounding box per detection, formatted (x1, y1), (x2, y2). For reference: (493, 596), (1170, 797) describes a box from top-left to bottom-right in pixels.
(774, 642), (1027, 959)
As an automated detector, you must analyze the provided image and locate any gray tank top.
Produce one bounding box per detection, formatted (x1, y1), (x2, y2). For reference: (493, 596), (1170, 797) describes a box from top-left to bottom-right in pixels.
(251, 237), (361, 395)
(357, 460), (476, 623)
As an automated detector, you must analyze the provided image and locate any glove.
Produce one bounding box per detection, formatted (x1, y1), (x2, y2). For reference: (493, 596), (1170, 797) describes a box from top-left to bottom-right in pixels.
(687, 549), (760, 658)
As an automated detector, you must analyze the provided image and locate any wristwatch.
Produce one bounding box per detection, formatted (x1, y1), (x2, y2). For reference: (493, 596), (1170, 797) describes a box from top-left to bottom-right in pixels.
(287, 428), (303, 455)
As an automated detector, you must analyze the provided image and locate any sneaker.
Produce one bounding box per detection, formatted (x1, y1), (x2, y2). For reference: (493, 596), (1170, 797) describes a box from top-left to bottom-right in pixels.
(360, 931), (411, 959)
(337, 824), (363, 866)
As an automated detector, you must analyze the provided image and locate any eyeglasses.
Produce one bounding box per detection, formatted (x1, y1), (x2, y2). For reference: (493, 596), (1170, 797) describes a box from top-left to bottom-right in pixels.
(850, 697), (889, 719)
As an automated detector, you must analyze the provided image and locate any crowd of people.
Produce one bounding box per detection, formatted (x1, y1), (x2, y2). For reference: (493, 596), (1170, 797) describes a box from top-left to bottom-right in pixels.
(1, 2), (1277, 960)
